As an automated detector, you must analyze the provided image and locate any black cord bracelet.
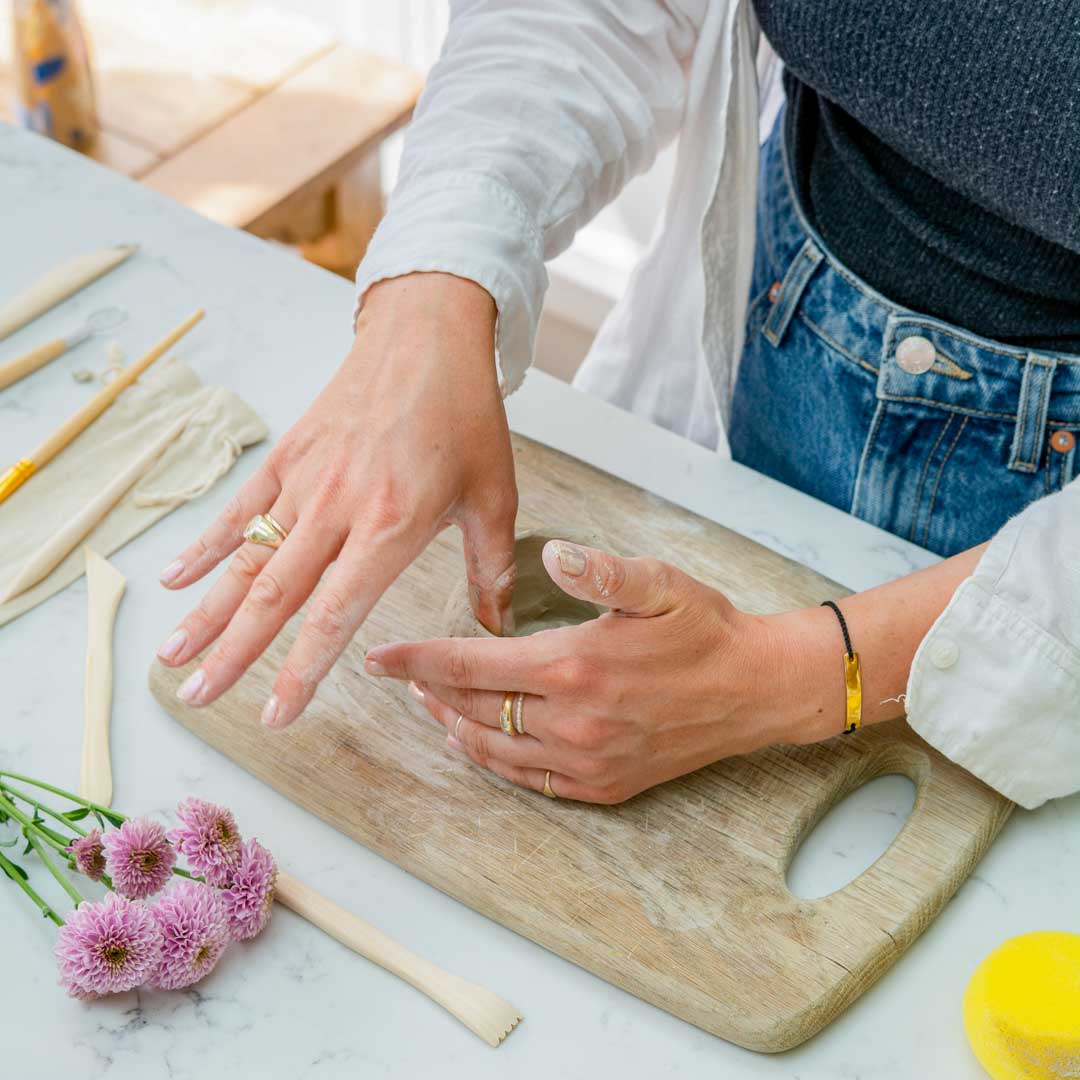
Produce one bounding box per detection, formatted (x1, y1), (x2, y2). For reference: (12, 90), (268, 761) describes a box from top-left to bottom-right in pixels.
(821, 600), (862, 734)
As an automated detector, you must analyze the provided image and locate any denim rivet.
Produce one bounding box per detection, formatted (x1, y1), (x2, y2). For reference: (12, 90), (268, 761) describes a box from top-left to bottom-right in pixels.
(897, 335), (936, 375)
(1050, 430), (1076, 454)
(768, 280), (782, 303)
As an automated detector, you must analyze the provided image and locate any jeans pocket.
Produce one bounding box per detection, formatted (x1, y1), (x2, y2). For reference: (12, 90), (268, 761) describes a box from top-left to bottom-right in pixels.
(853, 401), (1066, 556)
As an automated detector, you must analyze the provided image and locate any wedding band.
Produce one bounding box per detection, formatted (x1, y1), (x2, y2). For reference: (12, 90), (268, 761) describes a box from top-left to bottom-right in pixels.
(454, 714), (464, 741)
(543, 771), (557, 799)
(500, 692), (517, 737)
(512, 692), (526, 734)
(243, 512), (289, 549)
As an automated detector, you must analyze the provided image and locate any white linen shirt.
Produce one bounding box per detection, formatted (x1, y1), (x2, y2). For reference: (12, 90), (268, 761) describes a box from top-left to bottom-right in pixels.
(355, 0), (1080, 809)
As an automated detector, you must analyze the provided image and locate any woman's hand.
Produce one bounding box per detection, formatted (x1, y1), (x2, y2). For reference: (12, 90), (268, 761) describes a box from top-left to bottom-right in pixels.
(363, 540), (842, 803)
(156, 272), (518, 730)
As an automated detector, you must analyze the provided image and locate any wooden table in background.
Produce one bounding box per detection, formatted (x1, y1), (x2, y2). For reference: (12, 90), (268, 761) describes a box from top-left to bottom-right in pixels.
(0, 0), (422, 276)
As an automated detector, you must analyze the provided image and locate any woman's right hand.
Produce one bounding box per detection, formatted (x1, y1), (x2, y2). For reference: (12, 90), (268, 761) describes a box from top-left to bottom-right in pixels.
(156, 271), (518, 730)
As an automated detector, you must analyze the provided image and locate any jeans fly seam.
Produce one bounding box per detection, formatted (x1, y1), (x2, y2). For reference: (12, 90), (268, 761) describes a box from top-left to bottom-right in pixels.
(851, 399), (887, 520)
(910, 414), (955, 542)
(921, 415), (969, 548)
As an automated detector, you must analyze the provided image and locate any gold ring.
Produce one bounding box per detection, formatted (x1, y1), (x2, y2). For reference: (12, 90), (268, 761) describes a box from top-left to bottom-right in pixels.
(243, 512), (288, 549)
(500, 692), (516, 736)
(513, 692), (526, 735)
(454, 714), (464, 741)
(543, 771), (557, 799)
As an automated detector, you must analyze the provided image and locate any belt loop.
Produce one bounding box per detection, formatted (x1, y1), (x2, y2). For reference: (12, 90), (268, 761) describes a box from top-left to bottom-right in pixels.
(1008, 352), (1058, 474)
(762, 236), (824, 348)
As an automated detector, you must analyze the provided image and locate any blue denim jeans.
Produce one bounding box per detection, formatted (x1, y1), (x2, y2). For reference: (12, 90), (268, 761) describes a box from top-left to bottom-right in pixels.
(729, 115), (1080, 557)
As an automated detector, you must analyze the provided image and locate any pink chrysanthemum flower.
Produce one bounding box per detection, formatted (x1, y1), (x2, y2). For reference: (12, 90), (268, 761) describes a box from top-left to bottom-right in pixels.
(67, 828), (106, 882)
(147, 881), (230, 990)
(55, 893), (163, 998)
(102, 818), (176, 899)
(222, 839), (277, 941)
(168, 798), (242, 887)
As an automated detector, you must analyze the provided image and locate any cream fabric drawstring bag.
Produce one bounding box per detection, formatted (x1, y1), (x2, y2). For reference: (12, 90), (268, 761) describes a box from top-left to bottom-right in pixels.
(0, 356), (267, 626)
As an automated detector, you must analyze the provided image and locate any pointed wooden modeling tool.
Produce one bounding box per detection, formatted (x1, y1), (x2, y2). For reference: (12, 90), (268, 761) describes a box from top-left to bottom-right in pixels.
(0, 244), (137, 342)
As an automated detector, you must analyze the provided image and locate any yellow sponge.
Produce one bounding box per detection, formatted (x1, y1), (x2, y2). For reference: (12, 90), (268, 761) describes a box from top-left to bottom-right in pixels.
(964, 931), (1080, 1079)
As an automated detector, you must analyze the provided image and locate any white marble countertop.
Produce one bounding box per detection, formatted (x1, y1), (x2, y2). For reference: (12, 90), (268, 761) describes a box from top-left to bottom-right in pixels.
(1, 124), (1075, 1080)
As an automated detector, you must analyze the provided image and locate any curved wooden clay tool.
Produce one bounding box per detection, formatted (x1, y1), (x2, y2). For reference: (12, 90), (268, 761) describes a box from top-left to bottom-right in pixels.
(0, 245), (137, 342)
(0, 309), (204, 505)
(274, 872), (522, 1047)
(80, 549), (126, 807)
(0, 409), (196, 603)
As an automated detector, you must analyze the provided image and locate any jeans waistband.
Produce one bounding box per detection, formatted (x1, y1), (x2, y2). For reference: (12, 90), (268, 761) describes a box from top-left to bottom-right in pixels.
(758, 117), (1080, 454)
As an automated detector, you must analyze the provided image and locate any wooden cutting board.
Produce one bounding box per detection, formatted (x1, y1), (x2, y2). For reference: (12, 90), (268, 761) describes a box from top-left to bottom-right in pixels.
(150, 434), (1013, 1052)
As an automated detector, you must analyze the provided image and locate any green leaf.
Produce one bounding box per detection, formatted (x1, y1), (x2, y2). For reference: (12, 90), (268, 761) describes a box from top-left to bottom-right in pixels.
(0, 837), (17, 848)
(100, 809), (125, 828)
(92, 810), (105, 829)
(22, 840), (32, 856)
(63, 808), (91, 822)
(1, 859), (28, 881)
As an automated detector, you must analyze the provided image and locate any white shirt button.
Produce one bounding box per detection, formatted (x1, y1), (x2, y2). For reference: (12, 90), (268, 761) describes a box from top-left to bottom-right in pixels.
(896, 335), (936, 375)
(930, 637), (959, 670)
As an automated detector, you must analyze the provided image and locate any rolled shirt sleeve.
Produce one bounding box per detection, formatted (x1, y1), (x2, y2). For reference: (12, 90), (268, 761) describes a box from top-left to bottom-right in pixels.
(906, 480), (1080, 809)
(354, 0), (706, 394)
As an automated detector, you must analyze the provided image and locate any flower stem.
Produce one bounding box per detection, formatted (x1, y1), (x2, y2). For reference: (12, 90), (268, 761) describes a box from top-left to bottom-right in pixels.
(0, 790), (73, 855)
(0, 781), (89, 837)
(0, 772), (124, 823)
(24, 829), (84, 908)
(0, 848), (64, 926)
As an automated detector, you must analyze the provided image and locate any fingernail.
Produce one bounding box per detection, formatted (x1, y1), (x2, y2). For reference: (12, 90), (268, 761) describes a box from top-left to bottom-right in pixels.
(364, 656), (388, 677)
(447, 735), (467, 755)
(260, 694), (280, 727)
(556, 542), (587, 577)
(408, 681), (425, 701)
(157, 628), (188, 661)
(159, 559), (184, 585)
(176, 669), (206, 705)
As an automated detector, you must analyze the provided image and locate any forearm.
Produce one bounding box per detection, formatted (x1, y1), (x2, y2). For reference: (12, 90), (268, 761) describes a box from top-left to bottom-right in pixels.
(772, 543), (988, 744)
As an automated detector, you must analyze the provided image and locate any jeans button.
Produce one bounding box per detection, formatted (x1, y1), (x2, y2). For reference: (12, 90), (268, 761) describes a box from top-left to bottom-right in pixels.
(896, 335), (936, 375)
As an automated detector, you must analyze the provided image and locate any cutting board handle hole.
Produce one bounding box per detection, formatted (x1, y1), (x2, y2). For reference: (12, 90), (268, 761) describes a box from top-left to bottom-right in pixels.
(785, 773), (916, 899)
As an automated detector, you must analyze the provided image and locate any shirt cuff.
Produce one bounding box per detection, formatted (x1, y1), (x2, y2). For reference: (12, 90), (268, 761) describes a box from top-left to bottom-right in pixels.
(905, 576), (1080, 810)
(353, 171), (547, 396)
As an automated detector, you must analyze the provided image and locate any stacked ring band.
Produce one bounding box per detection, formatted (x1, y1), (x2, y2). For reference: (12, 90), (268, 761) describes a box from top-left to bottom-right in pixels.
(513, 692), (526, 735)
(499, 692), (516, 736)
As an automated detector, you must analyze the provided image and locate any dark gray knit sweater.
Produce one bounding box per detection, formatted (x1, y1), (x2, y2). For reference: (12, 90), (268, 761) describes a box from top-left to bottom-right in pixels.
(753, 0), (1080, 354)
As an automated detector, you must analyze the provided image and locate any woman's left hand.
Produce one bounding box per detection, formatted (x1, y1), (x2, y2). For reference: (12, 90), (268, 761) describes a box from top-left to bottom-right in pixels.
(363, 540), (837, 803)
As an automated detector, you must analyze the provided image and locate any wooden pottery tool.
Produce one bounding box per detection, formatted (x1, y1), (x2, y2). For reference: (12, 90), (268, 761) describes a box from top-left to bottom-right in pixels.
(151, 435), (1014, 1052)
(0, 306), (127, 391)
(80, 548), (125, 807)
(0, 410), (196, 603)
(274, 873), (522, 1046)
(0, 309), (204, 506)
(0, 245), (136, 342)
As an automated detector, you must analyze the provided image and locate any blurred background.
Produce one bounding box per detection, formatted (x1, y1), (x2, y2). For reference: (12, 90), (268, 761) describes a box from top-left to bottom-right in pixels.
(3, 0), (677, 382)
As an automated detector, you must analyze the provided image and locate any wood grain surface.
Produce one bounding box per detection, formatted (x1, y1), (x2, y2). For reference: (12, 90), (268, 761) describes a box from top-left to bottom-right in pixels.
(150, 434), (1013, 1052)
